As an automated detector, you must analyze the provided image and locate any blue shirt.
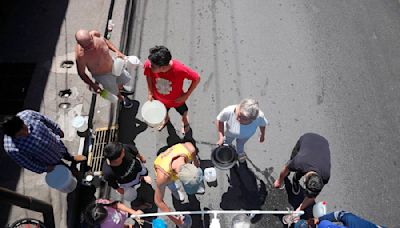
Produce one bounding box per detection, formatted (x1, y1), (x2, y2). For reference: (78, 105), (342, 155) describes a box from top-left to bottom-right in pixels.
(3, 110), (67, 173)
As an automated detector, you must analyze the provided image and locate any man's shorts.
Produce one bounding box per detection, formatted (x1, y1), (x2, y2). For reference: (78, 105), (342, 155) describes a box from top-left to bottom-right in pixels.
(93, 69), (131, 95)
(167, 103), (189, 116)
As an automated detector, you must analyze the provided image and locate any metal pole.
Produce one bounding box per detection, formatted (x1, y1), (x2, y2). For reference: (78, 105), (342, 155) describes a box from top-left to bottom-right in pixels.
(0, 187), (55, 228)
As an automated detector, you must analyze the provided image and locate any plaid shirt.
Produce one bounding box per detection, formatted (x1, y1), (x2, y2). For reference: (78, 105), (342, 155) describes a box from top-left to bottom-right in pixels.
(3, 110), (69, 173)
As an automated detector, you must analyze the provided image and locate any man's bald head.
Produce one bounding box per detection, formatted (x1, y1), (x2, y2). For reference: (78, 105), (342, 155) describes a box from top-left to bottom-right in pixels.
(75, 29), (93, 49)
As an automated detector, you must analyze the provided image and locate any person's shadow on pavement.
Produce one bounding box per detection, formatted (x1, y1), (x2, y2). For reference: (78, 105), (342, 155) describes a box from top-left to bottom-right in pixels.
(118, 100), (147, 144)
(220, 162), (268, 223)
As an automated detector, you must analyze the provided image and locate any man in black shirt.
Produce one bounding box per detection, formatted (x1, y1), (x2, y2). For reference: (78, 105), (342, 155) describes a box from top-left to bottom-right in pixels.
(102, 142), (151, 195)
(274, 133), (331, 212)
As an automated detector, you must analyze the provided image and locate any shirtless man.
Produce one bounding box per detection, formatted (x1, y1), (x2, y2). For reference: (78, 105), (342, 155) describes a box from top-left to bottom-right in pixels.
(75, 29), (132, 108)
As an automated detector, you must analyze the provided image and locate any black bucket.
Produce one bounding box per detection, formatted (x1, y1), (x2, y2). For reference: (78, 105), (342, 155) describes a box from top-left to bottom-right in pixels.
(211, 144), (237, 170)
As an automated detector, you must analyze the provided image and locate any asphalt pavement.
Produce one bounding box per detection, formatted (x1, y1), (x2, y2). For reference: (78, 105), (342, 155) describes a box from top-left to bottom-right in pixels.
(124, 0), (400, 227)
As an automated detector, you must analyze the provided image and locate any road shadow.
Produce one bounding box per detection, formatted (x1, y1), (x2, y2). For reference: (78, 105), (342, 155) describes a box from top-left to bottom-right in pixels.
(220, 162), (267, 224)
(0, 131), (22, 227)
(118, 99), (148, 144)
(172, 194), (204, 228)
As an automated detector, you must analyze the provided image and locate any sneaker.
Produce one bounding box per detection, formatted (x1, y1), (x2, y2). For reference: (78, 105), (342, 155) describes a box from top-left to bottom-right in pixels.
(171, 189), (185, 201)
(238, 153), (247, 163)
(120, 87), (134, 95)
(291, 176), (300, 195)
(122, 97), (133, 108)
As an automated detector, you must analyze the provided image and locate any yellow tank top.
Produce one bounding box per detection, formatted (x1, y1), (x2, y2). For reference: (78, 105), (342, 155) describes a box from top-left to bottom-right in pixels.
(154, 143), (193, 181)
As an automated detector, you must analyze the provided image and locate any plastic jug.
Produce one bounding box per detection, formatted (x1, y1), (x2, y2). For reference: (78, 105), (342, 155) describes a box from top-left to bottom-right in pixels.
(100, 90), (118, 103)
(204, 167), (217, 183)
(313, 201), (328, 218)
(112, 58), (125, 76)
(231, 214), (251, 228)
(152, 218), (167, 228)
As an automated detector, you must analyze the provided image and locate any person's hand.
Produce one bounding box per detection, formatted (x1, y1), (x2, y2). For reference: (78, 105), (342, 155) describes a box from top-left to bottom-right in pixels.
(116, 187), (124, 195)
(259, 134), (265, 143)
(138, 154), (146, 163)
(175, 93), (189, 103)
(273, 179), (282, 189)
(116, 51), (126, 59)
(193, 158), (200, 168)
(216, 137), (224, 146)
(91, 83), (102, 93)
(47, 165), (55, 172)
(147, 94), (154, 101)
(174, 216), (185, 226)
(135, 209), (144, 215)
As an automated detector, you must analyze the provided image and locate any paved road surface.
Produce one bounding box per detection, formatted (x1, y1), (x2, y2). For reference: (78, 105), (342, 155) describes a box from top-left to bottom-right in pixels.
(123, 0), (400, 227)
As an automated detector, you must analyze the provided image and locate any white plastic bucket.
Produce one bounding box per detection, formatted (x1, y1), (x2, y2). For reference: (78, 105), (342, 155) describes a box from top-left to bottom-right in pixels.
(71, 116), (88, 132)
(45, 165), (77, 193)
(123, 186), (138, 201)
(141, 100), (167, 127)
(204, 167), (217, 183)
(125, 56), (141, 73)
(112, 58), (125, 76)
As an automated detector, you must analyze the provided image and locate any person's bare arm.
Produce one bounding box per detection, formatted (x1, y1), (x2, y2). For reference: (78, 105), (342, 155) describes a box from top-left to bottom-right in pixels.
(154, 170), (184, 225)
(216, 120), (225, 145)
(274, 164), (290, 188)
(145, 76), (154, 101)
(75, 45), (101, 93)
(175, 77), (200, 103)
(116, 202), (143, 216)
(259, 126), (266, 143)
(296, 196), (315, 211)
(104, 38), (125, 58)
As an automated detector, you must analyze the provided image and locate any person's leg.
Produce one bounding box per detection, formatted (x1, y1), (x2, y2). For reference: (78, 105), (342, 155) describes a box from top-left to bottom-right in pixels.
(174, 103), (189, 134)
(235, 137), (250, 162)
(157, 109), (170, 131)
(167, 182), (185, 201)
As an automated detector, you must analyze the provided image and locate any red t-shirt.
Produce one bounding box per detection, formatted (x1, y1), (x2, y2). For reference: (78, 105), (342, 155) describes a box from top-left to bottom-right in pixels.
(144, 59), (199, 108)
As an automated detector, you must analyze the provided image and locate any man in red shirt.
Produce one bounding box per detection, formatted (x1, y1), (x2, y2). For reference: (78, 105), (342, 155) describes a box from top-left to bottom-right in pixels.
(144, 46), (200, 133)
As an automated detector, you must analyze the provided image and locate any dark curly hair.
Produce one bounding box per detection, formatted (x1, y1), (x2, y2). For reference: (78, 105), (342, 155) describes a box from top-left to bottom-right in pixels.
(304, 173), (323, 198)
(83, 200), (119, 227)
(148, 45), (171, 66)
(2, 116), (24, 137)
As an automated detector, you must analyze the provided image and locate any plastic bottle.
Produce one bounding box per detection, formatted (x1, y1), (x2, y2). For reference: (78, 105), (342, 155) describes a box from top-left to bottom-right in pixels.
(100, 90), (118, 103)
(209, 217), (221, 228)
(313, 201), (328, 218)
(204, 167), (217, 183)
(152, 218), (167, 228)
(106, 19), (114, 40)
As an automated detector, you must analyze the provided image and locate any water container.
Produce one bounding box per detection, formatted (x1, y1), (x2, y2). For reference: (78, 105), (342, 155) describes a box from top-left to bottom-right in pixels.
(112, 58), (125, 76)
(313, 201), (328, 218)
(141, 100), (167, 127)
(152, 218), (167, 228)
(123, 186), (138, 201)
(100, 90), (119, 103)
(204, 167), (217, 183)
(211, 144), (237, 170)
(45, 165), (77, 193)
(231, 214), (251, 228)
(209, 217), (221, 228)
(71, 116), (88, 132)
(125, 56), (141, 73)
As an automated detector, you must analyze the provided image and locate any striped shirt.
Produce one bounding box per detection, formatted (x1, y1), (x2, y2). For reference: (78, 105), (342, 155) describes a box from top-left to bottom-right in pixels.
(3, 110), (69, 173)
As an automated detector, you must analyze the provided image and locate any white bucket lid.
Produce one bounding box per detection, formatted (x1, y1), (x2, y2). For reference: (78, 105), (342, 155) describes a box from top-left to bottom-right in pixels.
(141, 100), (167, 127)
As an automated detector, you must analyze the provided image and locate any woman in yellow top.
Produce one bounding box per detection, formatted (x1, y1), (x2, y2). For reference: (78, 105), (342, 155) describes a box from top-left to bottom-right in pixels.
(153, 142), (202, 226)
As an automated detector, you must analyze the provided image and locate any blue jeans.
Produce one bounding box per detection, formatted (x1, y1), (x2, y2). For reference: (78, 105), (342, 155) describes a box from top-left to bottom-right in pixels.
(319, 211), (384, 228)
